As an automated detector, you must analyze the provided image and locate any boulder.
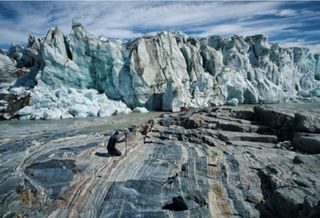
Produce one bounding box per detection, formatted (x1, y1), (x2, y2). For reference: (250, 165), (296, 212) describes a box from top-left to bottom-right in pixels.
(301, 193), (320, 218)
(254, 106), (295, 139)
(271, 186), (308, 218)
(254, 106), (295, 129)
(227, 98), (238, 106)
(292, 132), (320, 154)
(295, 112), (320, 133)
(132, 107), (149, 113)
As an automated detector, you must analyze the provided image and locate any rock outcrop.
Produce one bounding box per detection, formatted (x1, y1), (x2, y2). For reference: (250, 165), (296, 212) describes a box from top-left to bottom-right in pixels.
(0, 88), (31, 120)
(0, 21), (319, 119)
(0, 105), (319, 217)
(254, 105), (320, 154)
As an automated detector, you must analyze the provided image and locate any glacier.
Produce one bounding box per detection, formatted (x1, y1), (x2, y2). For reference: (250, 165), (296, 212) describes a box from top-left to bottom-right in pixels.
(0, 20), (319, 120)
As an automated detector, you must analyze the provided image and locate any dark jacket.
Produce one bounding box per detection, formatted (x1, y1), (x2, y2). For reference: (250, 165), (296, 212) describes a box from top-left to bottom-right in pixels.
(107, 134), (119, 150)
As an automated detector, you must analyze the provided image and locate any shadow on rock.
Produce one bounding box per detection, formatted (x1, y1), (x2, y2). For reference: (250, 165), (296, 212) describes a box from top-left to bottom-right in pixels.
(95, 152), (110, 157)
(25, 159), (81, 199)
(162, 196), (188, 211)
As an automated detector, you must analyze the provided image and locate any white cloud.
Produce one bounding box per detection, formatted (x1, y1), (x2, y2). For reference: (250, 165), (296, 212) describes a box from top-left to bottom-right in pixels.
(277, 9), (297, 17)
(277, 39), (320, 54)
(0, 1), (318, 53)
(194, 17), (300, 38)
(0, 2), (282, 40)
(94, 29), (142, 39)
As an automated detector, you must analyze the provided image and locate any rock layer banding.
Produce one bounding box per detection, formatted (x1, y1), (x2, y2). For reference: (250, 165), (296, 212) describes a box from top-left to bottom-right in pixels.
(0, 105), (319, 217)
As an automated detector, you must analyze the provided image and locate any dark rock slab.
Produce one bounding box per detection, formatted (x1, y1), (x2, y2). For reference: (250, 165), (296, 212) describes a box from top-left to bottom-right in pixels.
(25, 159), (81, 199)
(181, 114), (201, 129)
(271, 186), (309, 218)
(217, 130), (278, 143)
(159, 114), (176, 126)
(292, 132), (320, 154)
(301, 193), (320, 218)
(254, 106), (295, 139)
(233, 109), (256, 121)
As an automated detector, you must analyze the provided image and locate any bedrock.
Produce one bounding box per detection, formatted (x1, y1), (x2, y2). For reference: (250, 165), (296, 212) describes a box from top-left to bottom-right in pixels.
(1, 105), (319, 217)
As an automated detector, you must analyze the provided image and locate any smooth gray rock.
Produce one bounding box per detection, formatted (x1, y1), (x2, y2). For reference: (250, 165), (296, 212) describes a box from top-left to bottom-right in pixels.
(271, 186), (308, 218)
(0, 105), (319, 217)
(295, 112), (320, 133)
(292, 132), (320, 154)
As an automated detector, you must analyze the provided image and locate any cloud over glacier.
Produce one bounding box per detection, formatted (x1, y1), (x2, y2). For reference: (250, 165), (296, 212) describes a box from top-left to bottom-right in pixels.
(0, 1), (319, 51)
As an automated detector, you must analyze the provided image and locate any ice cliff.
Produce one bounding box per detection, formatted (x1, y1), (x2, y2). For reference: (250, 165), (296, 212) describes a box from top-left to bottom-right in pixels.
(0, 20), (319, 119)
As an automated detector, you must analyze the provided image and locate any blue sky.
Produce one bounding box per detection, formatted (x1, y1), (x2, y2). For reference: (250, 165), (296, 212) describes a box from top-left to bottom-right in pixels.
(0, 1), (320, 52)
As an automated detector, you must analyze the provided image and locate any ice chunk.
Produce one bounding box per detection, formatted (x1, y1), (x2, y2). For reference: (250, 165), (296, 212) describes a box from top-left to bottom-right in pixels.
(133, 107), (149, 113)
(0, 54), (15, 69)
(227, 98), (239, 106)
(17, 84), (131, 120)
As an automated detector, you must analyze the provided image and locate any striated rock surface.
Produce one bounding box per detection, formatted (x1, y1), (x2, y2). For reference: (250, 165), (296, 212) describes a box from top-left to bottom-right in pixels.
(0, 21), (319, 119)
(1, 105), (319, 217)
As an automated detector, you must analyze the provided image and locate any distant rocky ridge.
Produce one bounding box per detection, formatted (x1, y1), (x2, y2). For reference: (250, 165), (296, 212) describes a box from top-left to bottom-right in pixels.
(0, 19), (319, 120)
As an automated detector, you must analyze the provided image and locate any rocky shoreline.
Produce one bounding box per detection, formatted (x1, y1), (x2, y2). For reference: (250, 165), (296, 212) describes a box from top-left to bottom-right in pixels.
(0, 105), (319, 217)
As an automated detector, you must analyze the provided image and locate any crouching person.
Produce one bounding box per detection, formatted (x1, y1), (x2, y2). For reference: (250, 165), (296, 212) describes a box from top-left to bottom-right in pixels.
(107, 131), (122, 156)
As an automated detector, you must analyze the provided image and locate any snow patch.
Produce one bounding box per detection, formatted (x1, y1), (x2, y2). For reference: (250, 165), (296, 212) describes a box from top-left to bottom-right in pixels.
(133, 107), (149, 113)
(17, 84), (131, 120)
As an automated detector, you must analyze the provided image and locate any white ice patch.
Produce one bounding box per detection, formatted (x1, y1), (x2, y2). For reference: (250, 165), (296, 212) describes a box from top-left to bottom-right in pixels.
(0, 54), (15, 70)
(132, 107), (149, 113)
(17, 83), (131, 120)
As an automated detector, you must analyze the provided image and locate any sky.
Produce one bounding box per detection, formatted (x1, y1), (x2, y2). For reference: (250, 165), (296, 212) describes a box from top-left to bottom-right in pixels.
(0, 1), (320, 52)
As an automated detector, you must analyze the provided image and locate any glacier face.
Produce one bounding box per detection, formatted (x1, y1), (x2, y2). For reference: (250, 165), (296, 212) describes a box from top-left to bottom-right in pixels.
(0, 21), (320, 119)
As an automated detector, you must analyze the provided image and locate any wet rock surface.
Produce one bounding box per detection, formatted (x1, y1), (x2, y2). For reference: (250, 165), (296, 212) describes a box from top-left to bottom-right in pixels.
(0, 105), (319, 217)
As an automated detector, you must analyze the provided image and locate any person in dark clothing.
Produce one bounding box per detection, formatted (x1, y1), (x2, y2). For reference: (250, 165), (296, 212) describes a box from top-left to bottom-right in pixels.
(142, 119), (154, 143)
(107, 131), (122, 156)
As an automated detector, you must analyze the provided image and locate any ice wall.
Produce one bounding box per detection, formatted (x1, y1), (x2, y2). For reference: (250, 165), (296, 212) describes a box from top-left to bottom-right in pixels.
(1, 21), (319, 119)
